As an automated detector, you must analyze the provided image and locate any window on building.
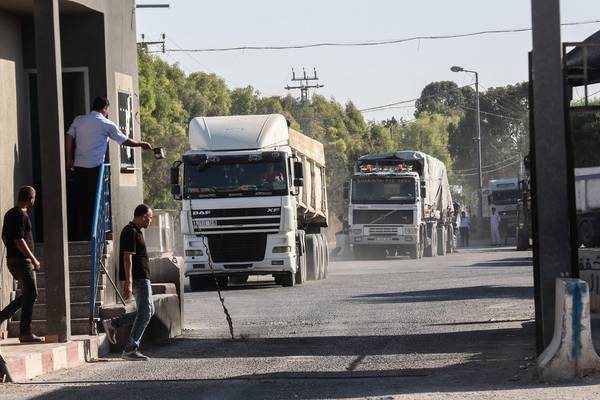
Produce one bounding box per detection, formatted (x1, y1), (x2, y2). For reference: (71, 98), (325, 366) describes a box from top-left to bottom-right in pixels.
(118, 91), (134, 172)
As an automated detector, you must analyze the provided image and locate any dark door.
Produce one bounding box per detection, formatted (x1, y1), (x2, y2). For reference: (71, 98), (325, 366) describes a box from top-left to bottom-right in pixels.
(28, 70), (88, 242)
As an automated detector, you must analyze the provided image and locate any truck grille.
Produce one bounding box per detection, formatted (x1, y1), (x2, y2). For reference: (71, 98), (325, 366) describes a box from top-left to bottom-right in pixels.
(353, 209), (413, 225)
(367, 226), (400, 236)
(192, 207), (281, 234)
(207, 233), (267, 263)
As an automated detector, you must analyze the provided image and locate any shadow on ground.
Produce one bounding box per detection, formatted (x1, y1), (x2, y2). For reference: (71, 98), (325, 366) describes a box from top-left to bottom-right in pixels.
(350, 285), (533, 304)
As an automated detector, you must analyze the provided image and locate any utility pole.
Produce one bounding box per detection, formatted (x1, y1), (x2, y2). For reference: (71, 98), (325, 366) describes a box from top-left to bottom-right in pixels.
(138, 33), (166, 53)
(285, 68), (324, 134)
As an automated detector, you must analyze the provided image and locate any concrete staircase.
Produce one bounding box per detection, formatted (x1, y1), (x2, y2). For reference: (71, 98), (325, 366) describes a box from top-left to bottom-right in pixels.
(8, 241), (110, 337)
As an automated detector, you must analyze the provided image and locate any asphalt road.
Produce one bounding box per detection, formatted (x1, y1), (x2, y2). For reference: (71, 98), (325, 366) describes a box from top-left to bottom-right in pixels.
(3, 246), (600, 399)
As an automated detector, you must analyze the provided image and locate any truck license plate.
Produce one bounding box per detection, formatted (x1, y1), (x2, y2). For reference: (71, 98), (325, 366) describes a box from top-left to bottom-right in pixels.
(197, 219), (217, 226)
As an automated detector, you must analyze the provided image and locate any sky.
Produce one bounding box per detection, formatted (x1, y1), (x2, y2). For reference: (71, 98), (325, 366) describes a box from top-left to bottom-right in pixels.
(136, 0), (600, 122)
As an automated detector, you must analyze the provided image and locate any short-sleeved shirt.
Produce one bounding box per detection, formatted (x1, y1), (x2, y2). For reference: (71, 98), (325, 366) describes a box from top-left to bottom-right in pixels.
(67, 111), (129, 168)
(2, 207), (34, 259)
(459, 216), (470, 228)
(119, 222), (150, 281)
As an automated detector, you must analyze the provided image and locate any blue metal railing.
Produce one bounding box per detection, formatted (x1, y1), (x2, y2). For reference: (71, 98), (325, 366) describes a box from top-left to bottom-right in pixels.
(88, 164), (112, 334)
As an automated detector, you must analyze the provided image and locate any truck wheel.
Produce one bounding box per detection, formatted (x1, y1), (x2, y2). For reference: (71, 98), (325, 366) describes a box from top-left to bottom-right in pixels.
(295, 251), (307, 284)
(315, 234), (324, 280)
(447, 225), (455, 254)
(578, 219), (596, 248)
(409, 243), (422, 259)
(320, 234), (329, 279)
(215, 276), (228, 290)
(306, 235), (319, 280)
(424, 225), (437, 257)
(516, 226), (528, 250)
(189, 276), (211, 291)
(353, 245), (368, 260)
(437, 226), (447, 256)
(277, 272), (295, 287)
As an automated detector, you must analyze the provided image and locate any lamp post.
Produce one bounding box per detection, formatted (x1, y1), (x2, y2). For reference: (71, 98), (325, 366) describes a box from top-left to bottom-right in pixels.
(451, 65), (483, 221)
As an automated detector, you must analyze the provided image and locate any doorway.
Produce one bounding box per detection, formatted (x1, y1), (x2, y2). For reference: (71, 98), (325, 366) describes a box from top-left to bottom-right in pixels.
(27, 68), (90, 242)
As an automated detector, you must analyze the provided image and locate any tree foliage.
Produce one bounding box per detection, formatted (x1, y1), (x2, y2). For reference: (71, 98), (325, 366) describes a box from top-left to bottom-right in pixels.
(138, 49), (529, 221)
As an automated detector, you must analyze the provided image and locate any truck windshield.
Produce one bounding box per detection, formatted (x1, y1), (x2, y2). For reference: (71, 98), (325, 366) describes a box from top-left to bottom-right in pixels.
(490, 189), (520, 205)
(184, 160), (288, 198)
(352, 177), (416, 204)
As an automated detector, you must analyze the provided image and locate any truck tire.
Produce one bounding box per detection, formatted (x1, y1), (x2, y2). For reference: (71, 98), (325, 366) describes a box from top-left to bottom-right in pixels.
(353, 245), (367, 260)
(189, 276), (211, 291)
(319, 234), (329, 279)
(295, 251), (307, 284)
(324, 237), (329, 279)
(447, 225), (455, 254)
(437, 226), (447, 256)
(516, 226), (528, 250)
(276, 271), (295, 287)
(315, 234), (324, 280)
(306, 234), (319, 280)
(424, 225), (437, 257)
(578, 219), (597, 248)
(409, 243), (422, 259)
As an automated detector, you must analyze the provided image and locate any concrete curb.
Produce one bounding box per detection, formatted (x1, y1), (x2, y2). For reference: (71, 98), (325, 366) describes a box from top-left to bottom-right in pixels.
(537, 278), (600, 382)
(0, 334), (109, 382)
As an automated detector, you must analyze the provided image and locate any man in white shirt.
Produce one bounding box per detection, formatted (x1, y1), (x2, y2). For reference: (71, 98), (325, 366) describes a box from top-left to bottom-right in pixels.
(490, 207), (502, 246)
(459, 211), (470, 247)
(65, 96), (153, 240)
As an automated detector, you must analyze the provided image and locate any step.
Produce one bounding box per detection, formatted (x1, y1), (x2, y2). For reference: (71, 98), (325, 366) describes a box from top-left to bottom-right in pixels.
(35, 241), (92, 257)
(37, 285), (105, 304)
(13, 301), (103, 321)
(34, 270), (105, 289)
(8, 318), (92, 337)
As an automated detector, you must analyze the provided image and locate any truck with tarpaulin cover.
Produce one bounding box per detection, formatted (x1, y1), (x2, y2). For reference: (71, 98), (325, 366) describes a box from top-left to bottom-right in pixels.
(346, 151), (454, 259)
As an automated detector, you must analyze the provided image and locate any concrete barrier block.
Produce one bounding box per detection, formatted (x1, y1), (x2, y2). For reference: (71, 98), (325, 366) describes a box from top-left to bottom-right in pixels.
(150, 256), (185, 327)
(537, 278), (600, 382)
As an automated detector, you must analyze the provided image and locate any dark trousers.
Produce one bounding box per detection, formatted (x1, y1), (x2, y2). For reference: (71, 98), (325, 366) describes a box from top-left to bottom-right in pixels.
(0, 258), (38, 336)
(72, 166), (100, 241)
(459, 227), (470, 247)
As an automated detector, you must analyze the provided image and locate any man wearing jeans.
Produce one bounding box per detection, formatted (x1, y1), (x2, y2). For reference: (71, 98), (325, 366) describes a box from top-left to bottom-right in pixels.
(102, 204), (154, 361)
(0, 186), (44, 342)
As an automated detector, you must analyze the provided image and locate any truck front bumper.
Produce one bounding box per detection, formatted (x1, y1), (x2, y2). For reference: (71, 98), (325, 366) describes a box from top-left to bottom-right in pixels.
(184, 254), (296, 277)
(351, 235), (417, 245)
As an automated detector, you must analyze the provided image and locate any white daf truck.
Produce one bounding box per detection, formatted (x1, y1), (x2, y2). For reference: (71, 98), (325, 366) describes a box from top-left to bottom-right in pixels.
(488, 178), (520, 237)
(170, 114), (329, 290)
(346, 151), (454, 259)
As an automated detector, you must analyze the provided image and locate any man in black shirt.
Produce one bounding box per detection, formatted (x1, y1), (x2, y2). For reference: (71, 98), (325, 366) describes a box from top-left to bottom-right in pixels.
(0, 186), (44, 342)
(102, 204), (154, 361)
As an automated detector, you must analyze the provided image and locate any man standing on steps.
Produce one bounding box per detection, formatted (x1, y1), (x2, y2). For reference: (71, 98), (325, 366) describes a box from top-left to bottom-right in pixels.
(0, 186), (44, 343)
(101, 204), (155, 361)
(65, 96), (154, 240)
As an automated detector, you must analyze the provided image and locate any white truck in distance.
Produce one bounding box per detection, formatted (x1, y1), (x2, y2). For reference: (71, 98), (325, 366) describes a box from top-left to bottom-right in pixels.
(170, 114), (329, 290)
(487, 178), (520, 236)
(346, 151), (454, 259)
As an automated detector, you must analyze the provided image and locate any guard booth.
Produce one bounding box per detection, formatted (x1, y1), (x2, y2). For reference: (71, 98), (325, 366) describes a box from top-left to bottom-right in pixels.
(564, 33), (600, 314)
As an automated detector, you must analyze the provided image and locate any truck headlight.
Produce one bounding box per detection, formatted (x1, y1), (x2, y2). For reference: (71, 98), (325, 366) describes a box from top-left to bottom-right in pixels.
(404, 227), (418, 235)
(185, 249), (204, 257)
(273, 246), (292, 253)
(352, 229), (362, 236)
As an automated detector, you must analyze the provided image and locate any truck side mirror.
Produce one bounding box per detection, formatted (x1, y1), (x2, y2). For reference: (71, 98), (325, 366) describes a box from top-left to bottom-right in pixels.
(420, 181), (426, 198)
(343, 182), (349, 200)
(171, 161), (182, 200)
(293, 161), (304, 187)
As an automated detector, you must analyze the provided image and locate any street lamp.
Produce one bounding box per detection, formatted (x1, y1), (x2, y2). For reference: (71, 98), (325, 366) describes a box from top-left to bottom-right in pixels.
(451, 65), (483, 222)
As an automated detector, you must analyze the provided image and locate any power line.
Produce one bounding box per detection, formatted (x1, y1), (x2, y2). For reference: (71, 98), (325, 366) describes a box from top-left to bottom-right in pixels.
(163, 19), (600, 53)
(457, 105), (526, 122)
(453, 158), (521, 176)
(452, 156), (522, 173)
(358, 83), (475, 112)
